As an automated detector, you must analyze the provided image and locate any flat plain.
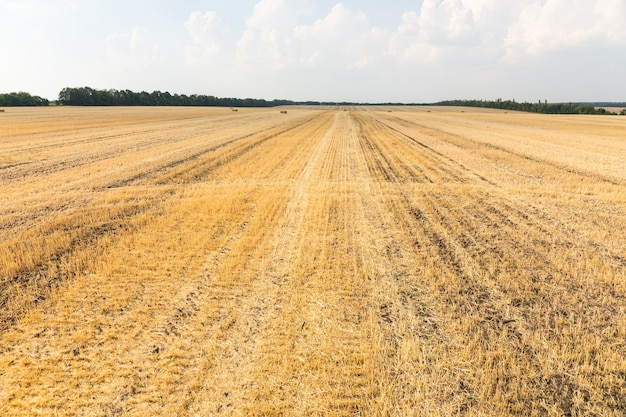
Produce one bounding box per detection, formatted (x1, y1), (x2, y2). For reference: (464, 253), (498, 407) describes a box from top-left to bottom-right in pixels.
(1, 106), (625, 416)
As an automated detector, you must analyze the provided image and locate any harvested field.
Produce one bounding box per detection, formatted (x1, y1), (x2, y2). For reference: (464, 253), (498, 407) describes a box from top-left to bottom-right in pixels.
(1, 105), (625, 416)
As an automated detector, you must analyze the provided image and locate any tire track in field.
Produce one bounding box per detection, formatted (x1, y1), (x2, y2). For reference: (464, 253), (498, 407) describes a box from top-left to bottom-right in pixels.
(358, 110), (626, 283)
(351, 113), (406, 183)
(0, 109), (331, 414)
(354, 111), (491, 185)
(0, 184), (284, 415)
(358, 112), (527, 413)
(0, 111), (323, 336)
(0, 114), (263, 182)
(370, 111), (626, 276)
(354, 112), (626, 415)
(352, 114), (485, 413)
(183, 111), (380, 415)
(382, 112), (625, 187)
(0, 112), (298, 238)
(108, 112), (324, 187)
(152, 111), (331, 185)
(345, 113), (467, 414)
(367, 112), (492, 184)
(2, 108), (625, 415)
(406, 188), (626, 414)
(78, 112), (333, 415)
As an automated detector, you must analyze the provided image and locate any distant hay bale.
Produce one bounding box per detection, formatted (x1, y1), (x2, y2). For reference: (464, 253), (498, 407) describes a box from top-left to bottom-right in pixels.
(280, 110), (287, 114)
(232, 108), (238, 112)
(0, 109), (5, 112)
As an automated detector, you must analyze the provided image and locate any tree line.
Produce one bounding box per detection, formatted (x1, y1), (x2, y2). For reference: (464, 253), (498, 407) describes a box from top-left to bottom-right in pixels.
(434, 99), (621, 115)
(57, 87), (297, 107)
(2, 89), (624, 115)
(0, 92), (49, 106)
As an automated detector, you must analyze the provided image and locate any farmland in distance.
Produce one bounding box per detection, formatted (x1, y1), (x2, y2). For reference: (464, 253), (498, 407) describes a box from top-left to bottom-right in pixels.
(1, 106), (625, 415)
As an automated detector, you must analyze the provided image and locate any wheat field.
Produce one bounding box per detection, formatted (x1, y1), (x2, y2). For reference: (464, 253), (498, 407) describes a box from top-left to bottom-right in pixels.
(1, 106), (625, 416)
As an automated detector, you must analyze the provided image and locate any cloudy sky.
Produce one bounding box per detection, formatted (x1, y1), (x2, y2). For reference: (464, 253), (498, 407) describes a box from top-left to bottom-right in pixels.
(1, 0), (625, 103)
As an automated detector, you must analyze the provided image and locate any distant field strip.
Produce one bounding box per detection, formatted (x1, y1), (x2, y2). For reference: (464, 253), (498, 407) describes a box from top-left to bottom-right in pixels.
(0, 107), (625, 415)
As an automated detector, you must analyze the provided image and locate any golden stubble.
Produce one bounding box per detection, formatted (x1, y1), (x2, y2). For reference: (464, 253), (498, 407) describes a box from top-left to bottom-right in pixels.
(0, 106), (625, 416)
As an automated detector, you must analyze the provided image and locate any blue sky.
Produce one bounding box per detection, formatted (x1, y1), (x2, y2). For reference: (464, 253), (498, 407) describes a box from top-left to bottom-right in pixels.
(1, 0), (625, 102)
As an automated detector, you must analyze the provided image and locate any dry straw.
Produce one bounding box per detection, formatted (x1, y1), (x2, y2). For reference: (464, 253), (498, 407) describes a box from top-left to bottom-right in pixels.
(1, 106), (625, 415)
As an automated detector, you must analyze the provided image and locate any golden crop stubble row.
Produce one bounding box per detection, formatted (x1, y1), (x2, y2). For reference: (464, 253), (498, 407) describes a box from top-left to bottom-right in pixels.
(350, 109), (626, 415)
(0, 106), (625, 416)
(0, 183), (271, 414)
(181, 112), (383, 415)
(373, 109), (626, 260)
(0, 107), (336, 414)
(0, 107), (320, 332)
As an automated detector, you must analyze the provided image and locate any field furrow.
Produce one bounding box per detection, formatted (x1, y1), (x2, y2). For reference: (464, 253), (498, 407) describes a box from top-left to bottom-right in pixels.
(0, 108), (321, 333)
(351, 110), (626, 415)
(1, 106), (625, 416)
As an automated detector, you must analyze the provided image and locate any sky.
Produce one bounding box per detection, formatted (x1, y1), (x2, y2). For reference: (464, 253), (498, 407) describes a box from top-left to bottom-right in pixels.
(1, 0), (625, 103)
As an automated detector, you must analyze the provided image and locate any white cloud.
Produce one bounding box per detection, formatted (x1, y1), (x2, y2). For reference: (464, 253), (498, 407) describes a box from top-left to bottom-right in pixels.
(246, 0), (312, 31)
(105, 27), (159, 68)
(419, 0), (476, 43)
(235, 1), (388, 71)
(504, 0), (626, 59)
(294, 3), (386, 69)
(388, 11), (437, 64)
(387, 0), (502, 65)
(236, 0), (313, 69)
(4, 0), (626, 102)
(184, 11), (224, 64)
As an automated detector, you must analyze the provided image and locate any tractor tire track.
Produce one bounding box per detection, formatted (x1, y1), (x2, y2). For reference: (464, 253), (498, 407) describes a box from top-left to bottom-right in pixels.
(382, 112), (625, 187)
(354, 110), (626, 415)
(0, 111), (323, 336)
(1, 107), (625, 416)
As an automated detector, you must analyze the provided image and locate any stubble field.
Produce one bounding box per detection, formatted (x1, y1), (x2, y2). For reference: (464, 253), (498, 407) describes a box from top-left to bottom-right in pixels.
(1, 106), (625, 416)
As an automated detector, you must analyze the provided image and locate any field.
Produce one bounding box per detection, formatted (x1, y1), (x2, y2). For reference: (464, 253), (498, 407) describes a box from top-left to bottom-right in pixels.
(1, 106), (625, 416)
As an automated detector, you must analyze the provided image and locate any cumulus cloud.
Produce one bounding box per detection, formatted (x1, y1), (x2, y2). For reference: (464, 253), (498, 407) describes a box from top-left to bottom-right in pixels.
(504, 0), (626, 59)
(384, 0), (624, 67)
(184, 11), (225, 65)
(95, 0), (626, 102)
(419, 0), (477, 43)
(236, 0), (313, 69)
(388, 0), (492, 65)
(246, 0), (312, 31)
(105, 27), (160, 68)
(294, 3), (386, 69)
(235, 1), (388, 72)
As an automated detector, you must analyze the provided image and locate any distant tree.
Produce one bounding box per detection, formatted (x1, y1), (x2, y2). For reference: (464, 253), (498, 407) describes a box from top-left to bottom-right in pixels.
(58, 87), (97, 105)
(0, 91), (49, 106)
(434, 99), (617, 115)
(56, 86), (303, 107)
